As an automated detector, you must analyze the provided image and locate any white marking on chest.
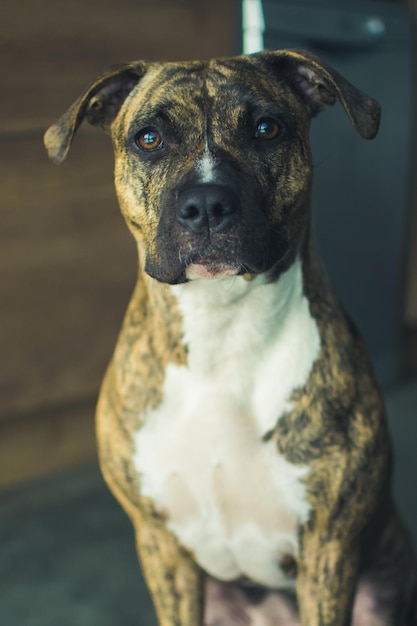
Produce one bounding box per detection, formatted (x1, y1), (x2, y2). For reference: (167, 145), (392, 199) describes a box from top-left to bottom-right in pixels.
(134, 260), (321, 588)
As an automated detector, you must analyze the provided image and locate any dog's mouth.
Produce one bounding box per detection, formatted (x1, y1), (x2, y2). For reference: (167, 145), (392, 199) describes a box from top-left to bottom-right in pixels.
(145, 246), (248, 284)
(145, 235), (290, 285)
(146, 181), (293, 284)
(181, 243), (250, 281)
(144, 220), (291, 285)
(185, 261), (240, 281)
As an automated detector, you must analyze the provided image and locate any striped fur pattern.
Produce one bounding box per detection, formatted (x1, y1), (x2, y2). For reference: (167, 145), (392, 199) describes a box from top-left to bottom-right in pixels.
(44, 50), (417, 626)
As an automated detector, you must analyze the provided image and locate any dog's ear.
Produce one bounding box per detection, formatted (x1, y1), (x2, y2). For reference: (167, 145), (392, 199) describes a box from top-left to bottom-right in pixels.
(44, 62), (147, 164)
(254, 49), (380, 140)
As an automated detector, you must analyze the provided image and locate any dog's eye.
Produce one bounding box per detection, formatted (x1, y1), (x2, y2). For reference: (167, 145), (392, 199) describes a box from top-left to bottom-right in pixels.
(135, 127), (163, 151)
(255, 118), (281, 140)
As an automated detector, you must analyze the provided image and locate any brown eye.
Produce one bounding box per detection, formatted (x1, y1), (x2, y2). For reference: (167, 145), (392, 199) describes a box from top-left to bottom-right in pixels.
(255, 118), (281, 140)
(135, 127), (163, 151)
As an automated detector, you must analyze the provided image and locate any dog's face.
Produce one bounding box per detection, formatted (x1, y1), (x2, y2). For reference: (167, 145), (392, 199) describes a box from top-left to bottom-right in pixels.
(112, 58), (313, 284)
(44, 50), (380, 284)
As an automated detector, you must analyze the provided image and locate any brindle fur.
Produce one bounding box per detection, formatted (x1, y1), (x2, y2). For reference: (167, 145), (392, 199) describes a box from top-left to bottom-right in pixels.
(44, 50), (417, 626)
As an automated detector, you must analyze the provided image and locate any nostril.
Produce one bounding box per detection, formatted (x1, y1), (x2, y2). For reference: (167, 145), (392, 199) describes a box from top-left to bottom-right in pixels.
(181, 204), (200, 221)
(212, 202), (225, 218)
(210, 202), (231, 228)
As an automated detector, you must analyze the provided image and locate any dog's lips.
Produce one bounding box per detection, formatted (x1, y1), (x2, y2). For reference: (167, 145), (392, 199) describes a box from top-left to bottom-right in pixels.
(185, 262), (238, 281)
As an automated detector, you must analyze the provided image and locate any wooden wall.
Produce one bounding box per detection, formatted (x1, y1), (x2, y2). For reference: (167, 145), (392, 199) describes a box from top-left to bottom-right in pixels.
(0, 0), (239, 486)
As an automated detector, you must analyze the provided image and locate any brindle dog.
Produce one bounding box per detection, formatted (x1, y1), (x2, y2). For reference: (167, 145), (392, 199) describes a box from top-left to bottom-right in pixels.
(44, 49), (417, 626)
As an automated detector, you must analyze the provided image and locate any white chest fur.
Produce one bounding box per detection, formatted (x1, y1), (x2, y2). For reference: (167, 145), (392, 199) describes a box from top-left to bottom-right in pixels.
(133, 260), (321, 588)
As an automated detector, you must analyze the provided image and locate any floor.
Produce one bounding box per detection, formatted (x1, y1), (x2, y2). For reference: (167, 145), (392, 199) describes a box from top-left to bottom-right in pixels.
(1, 381), (416, 626)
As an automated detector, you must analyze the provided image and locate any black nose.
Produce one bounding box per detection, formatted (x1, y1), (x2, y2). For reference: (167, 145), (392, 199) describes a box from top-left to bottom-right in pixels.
(176, 184), (239, 233)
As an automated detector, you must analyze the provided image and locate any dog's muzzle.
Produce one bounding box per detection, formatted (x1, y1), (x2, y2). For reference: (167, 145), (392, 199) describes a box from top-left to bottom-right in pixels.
(174, 183), (242, 280)
(147, 180), (289, 284)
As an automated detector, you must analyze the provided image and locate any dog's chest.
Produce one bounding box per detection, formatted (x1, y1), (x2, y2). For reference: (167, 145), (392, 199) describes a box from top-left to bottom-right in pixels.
(134, 262), (321, 588)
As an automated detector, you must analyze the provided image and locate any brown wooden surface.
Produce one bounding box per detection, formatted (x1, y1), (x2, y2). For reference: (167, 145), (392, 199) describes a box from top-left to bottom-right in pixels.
(0, 133), (136, 418)
(0, 402), (97, 488)
(1, 0), (239, 485)
(1, 0), (239, 134)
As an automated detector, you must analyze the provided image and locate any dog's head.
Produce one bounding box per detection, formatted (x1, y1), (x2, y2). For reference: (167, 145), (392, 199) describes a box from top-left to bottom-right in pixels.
(45, 50), (380, 284)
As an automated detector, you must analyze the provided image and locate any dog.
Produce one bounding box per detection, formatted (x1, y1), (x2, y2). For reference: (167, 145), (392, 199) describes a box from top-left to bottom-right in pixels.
(44, 49), (417, 626)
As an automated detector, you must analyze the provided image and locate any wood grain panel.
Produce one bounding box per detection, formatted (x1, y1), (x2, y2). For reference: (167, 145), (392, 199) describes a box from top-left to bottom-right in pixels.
(0, 402), (97, 487)
(1, 0), (239, 133)
(0, 132), (136, 417)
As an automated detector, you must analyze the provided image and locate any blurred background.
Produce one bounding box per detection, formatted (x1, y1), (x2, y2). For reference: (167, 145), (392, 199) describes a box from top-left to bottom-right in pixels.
(1, 1), (416, 624)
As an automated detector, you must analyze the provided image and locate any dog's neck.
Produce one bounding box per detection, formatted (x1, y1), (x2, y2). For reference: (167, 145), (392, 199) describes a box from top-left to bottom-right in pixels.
(129, 242), (321, 437)
(122, 216), (325, 369)
(173, 259), (304, 353)
(131, 234), (321, 370)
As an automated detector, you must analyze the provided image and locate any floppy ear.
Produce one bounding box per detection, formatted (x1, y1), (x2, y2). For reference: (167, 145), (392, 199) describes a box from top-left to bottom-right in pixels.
(44, 62), (147, 164)
(254, 49), (380, 140)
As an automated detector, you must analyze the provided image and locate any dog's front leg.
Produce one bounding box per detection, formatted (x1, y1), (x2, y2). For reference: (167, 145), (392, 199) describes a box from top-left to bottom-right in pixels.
(297, 531), (359, 626)
(133, 514), (204, 626)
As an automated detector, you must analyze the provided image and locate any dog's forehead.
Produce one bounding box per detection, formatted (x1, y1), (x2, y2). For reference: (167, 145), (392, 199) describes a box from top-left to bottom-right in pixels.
(122, 57), (293, 129)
